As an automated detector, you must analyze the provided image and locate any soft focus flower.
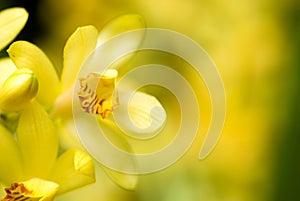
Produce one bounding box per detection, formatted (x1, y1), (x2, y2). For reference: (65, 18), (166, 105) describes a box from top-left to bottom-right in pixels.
(0, 101), (95, 201)
(6, 13), (165, 190)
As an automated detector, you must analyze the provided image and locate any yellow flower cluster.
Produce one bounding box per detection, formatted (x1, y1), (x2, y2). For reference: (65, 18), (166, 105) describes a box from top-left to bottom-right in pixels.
(0, 7), (94, 201)
(0, 6), (166, 201)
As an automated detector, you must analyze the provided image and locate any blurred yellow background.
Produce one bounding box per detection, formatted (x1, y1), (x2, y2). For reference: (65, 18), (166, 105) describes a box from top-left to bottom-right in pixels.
(1, 0), (299, 201)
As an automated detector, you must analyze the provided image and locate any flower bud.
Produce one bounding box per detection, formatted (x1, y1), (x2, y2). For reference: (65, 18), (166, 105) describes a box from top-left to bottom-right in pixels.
(0, 68), (38, 112)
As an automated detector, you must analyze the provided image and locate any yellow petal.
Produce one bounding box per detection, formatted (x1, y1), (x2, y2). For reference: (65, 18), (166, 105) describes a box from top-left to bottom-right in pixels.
(128, 92), (166, 129)
(2, 178), (59, 201)
(17, 101), (58, 178)
(50, 87), (73, 119)
(96, 14), (145, 69)
(101, 166), (137, 191)
(56, 120), (85, 150)
(0, 7), (28, 51)
(96, 117), (138, 190)
(7, 41), (60, 107)
(0, 57), (17, 88)
(49, 149), (95, 195)
(0, 124), (23, 184)
(22, 178), (59, 201)
(0, 68), (38, 112)
(61, 25), (98, 91)
(97, 14), (145, 45)
(114, 91), (166, 139)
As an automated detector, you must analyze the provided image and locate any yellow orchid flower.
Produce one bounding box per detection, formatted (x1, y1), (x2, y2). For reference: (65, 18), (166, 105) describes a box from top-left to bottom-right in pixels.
(6, 14), (165, 190)
(0, 101), (95, 201)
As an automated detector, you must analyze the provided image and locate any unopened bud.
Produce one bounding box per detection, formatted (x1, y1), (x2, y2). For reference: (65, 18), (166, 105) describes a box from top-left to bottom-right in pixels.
(0, 68), (38, 112)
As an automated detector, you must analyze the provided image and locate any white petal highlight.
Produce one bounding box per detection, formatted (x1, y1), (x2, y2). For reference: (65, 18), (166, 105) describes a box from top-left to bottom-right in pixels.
(113, 91), (167, 139)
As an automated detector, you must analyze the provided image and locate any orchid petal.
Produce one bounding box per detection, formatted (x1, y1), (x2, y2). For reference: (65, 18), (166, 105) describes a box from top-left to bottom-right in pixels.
(0, 7), (28, 51)
(20, 178), (58, 201)
(61, 26), (98, 91)
(56, 120), (85, 150)
(0, 58), (17, 88)
(17, 101), (58, 178)
(7, 41), (60, 107)
(97, 14), (145, 45)
(96, 118), (138, 190)
(96, 14), (145, 69)
(49, 149), (95, 195)
(0, 124), (23, 184)
(101, 166), (137, 191)
(114, 91), (166, 139)
(50, 87), (73, 119)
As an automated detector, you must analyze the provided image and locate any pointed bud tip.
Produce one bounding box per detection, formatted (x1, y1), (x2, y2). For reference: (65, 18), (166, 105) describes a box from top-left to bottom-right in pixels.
(0, 68), (38, 112)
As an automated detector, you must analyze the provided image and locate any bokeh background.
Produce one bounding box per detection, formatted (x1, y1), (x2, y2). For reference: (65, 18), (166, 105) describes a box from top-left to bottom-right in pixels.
(1, 0), (299, 201)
